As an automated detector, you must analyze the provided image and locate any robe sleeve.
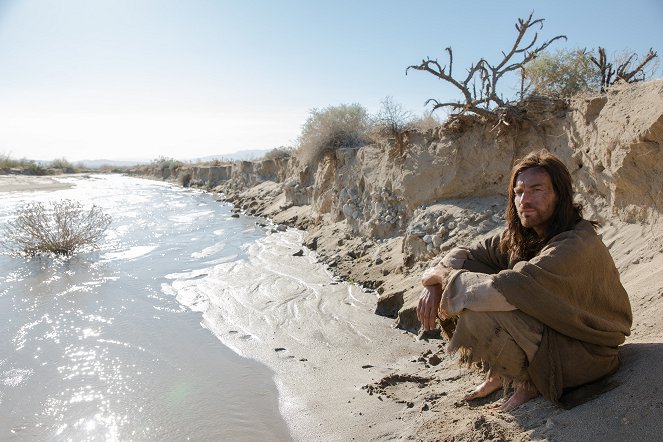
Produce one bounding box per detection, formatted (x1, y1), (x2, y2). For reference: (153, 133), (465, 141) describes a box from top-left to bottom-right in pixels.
(441, 247), (472, 269)
(441, 270), (516, 316)
(462, 232), (511, 274)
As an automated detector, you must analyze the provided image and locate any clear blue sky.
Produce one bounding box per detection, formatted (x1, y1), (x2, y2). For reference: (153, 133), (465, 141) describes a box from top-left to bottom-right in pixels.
(0, 0), (661, 161)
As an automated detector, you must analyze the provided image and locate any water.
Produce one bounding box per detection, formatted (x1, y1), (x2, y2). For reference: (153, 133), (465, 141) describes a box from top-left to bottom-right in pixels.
(0, 175), (292, 441)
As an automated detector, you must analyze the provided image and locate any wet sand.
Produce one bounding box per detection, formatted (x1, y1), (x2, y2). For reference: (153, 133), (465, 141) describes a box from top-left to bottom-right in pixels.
(0, 175), (75, 192)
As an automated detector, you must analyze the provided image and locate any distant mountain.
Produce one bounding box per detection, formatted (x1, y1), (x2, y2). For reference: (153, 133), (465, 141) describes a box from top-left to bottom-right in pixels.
(77, 149), (271, 169)
(77, 159), (150, 169)
(191, 149), (270, 162)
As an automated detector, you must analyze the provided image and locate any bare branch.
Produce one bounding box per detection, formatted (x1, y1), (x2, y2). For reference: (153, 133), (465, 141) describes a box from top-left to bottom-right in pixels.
(408, 12), (566, 120)
(591, 47), (658, 91)
(617, 48), (658, 83)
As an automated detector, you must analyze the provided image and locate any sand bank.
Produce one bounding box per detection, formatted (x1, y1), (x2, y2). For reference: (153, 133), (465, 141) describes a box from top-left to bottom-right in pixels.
(0, 175), (74, 192)
(130, 80), (663, 440)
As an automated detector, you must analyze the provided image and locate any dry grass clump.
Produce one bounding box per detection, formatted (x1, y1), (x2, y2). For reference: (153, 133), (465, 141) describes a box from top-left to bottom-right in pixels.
(2, 200), (112, 256)
(370, 96), (415, 155)
(295, 103), (371, 167)
(0, 154), (47, 175)
(262, 146), (293, 161)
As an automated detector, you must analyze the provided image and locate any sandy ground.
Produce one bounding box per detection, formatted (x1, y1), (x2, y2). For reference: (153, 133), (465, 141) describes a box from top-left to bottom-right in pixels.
(213, 190), (663, 441)
(0, 175), (74, 192)
(163, 228), (435, 441)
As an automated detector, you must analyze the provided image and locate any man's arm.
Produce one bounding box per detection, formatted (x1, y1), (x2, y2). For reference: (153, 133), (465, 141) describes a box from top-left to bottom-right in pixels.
(462, 233), (511, 273)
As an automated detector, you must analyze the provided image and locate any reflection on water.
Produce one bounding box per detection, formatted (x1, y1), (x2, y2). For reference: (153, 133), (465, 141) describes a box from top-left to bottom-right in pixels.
(0, 175), (291, 441)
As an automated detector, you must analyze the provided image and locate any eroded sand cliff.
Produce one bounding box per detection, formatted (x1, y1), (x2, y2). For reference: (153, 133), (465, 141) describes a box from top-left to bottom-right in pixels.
(132, 79), (663, 441)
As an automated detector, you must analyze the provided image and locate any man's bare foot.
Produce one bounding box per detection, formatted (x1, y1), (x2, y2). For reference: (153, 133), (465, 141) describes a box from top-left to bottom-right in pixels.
(464, 375), (503, 401)
(497, 385), (540, 412)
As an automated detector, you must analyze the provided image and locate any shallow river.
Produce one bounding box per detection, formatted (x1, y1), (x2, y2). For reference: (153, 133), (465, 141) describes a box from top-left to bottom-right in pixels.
(0, 175), (293, 441)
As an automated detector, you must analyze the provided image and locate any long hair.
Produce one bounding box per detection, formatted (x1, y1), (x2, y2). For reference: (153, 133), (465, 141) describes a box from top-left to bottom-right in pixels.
(500, 149), (595, 262)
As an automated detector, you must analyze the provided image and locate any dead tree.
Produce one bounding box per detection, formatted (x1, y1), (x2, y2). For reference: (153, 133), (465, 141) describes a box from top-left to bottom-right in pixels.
(591, 47), (658, 92)
(406, 13), (566, 120)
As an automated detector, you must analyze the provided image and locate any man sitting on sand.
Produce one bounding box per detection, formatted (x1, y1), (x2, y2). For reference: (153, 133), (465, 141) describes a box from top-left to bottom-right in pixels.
(417, 149), (632, 411)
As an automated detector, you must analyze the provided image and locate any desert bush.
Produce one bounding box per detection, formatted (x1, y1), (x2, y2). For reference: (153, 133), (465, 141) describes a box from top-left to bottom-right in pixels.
(2, 200), (112, 256)
(295, 103), (370, 166)
(0, 153), (23, 169)
(151, 157), (183, 174)
(262, 146), (293, 161)
(371, 97), (415, 155)
(25, 162), (47, 175)
(411, 111), (442, 133)
(0, 154), (47, 175)
(522, 48), (601, 97)
(48, 158), (78, 174)
(178, 171), (192, 187)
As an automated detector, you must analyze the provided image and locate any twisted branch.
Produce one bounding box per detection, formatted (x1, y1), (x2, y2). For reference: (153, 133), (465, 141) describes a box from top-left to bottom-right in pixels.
(407, 12), (566, 119)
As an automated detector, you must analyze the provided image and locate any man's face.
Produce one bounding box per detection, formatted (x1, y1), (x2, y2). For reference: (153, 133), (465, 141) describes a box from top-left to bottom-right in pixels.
(514, 167), (558, 237)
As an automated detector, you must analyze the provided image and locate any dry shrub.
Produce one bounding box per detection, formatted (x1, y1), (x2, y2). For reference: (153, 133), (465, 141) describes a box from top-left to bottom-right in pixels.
(370, 96), (415, 156)
(295, 103), (370, 167)
(262, 146), (293, 161)
(2, 200), (112, 256)
(411, 111), (442, 133)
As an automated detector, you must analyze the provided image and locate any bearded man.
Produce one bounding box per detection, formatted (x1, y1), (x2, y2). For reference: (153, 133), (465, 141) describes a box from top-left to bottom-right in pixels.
(417, 149), (632, 411)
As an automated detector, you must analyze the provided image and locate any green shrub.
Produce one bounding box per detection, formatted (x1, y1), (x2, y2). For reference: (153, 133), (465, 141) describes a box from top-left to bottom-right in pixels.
(2, 200), (112, 256)
(523, 48), (601, 97)
(295, 103), (370, 166)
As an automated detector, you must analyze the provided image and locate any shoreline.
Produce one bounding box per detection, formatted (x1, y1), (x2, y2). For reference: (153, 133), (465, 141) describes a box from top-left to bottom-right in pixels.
(208, 177), (663, 442)
(0, 174), (75, 192)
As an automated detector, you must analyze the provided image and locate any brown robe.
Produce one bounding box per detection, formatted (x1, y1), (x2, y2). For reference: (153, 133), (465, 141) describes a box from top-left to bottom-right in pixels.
(448, 220), (632, 402)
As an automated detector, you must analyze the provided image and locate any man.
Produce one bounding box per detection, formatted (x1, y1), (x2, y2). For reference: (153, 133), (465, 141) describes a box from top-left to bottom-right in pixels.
(417, 149), (632, 411)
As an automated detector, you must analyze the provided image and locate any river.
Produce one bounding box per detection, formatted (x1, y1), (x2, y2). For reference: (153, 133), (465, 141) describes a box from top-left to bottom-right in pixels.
(0, 174), (292, 441)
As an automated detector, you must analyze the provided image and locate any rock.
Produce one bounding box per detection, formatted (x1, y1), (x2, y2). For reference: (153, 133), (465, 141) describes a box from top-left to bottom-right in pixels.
(231, 213), (240, 218)
(428, 354), (442, 366)
(477, 220), (493, 233)
(276, 224), (287, 232)
(432, 234), (443, 247)
(423, 234), (433, 244)
(342, 204), (354, 218)
(292, 249), (304, 257)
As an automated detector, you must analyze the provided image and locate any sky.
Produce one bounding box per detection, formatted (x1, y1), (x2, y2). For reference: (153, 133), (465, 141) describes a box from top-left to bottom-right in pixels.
(0, 0), (661, 162)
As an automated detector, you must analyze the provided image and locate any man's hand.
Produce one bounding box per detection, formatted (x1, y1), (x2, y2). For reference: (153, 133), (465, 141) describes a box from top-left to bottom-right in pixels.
(417, 284), (442, 331)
